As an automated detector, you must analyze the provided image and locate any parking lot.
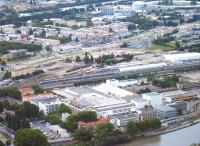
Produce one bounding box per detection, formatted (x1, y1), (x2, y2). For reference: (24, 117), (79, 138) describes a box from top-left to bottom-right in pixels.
(30, 121), (61, 140)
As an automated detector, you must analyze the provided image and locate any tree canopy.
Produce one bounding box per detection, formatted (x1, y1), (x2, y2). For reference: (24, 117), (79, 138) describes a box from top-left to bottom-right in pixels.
(59, 103), (72, 114)
(14, 129), (49, 146)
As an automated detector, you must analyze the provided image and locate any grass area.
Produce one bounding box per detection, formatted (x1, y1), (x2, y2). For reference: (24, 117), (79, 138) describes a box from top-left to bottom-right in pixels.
(147, 41), (176, 51)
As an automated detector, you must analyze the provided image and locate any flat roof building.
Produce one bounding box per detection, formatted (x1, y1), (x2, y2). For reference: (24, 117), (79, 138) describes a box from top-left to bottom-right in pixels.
(110, 112), (140, 127)
(154, 105), (177, 124)
(54, 86), (136, 117)
(143, 92), (162, 107)
(164, 53), (200, 63)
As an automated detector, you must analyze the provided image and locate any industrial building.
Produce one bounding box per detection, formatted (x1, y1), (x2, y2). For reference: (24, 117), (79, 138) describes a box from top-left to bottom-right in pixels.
(143, 92), (162, 107)
(30, 94), (62, 115)
(110, 112), (140, 127)
(154, 105), (177, 125)
(131, 98), (148, 109)
(93, 83), (134, 98)
(118, 63), (167, 73)
(54, 86), (136, 117)
(100, 5), (115, 15)
(164, 53), (200, 63)
(38, 99), (60, 115)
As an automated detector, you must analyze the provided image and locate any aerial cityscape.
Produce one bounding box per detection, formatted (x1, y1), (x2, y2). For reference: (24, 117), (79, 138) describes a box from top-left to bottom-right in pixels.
(0, 0), (200, 145)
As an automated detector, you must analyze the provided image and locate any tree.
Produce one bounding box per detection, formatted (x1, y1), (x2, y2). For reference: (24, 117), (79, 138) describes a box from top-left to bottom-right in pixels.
(66, 114), (79, 132)
(0, 87), (21, 100)
(1, 60), (6, 66)
(44, 113), (61, 125)
(175, 40), (180, 49)
(83, 52), (90, 64)
(75, 56), (82, 62)
(191, 0), (197, 5)
(0, 141), (5, 146)
(126, 121), (138, 137)
(3, 71), (11, 80)
(78, 111), (97, 122)
(66, 111), (97, 132)
(96, 123), (114, 136)
(73, 127), (93, 142)
(14, 129), (49, 146)
(31, 84), (44, 94)
(17, 102), (40, 119)
(0, 102), (4, 113)
(59, 103), (72, 114)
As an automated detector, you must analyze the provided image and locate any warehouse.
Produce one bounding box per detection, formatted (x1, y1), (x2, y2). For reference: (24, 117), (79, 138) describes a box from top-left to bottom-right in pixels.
(118, 63), (167, 73)
(164, 53), (200, 63)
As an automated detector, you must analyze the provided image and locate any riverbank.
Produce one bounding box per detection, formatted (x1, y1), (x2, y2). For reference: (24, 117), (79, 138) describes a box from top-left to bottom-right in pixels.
(120, 122), (200, 146)
(117, 118), (200, 146)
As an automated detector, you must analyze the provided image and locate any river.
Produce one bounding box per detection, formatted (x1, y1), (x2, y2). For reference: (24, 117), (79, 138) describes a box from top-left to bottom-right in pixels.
(122, 123), (200, 146)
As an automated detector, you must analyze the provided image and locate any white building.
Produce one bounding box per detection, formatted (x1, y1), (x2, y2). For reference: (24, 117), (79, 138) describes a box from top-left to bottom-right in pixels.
(93, 83), (134, 98)
(143, 92), (162, 107)
(100, 5), (114, 15)
(154, 105), (177, 125)
(61, 112), (70, 122)
(131, 98), (148, 109)
(118, 63), (167, 73)
(161, 90), (187, 103)
(106, 79), (137, 88)
(49, 125), (70, 138)
(31, 95), (62, 115)
(164, 53), (200, 63)
(54, 86), (136, 117)
(38, 100), (60, 115)
(110, 112), (140, 127)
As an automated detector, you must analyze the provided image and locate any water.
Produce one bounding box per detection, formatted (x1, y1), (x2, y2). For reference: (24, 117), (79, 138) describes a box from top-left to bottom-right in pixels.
(122, 123), (200, 146)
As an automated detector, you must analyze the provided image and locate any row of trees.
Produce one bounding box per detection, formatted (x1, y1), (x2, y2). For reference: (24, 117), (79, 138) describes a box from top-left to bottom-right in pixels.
(13, 70), (44, 80)
(0, 41), (42, 54)
(4, 102), (40, 131)
(0, 87), (21, 100)
(127, 118), (161, 137)
(31, 84), (44, 94)
(71, 118), (161, 146)
(66, 111), (98, 132)
(72, 123), (132, 146)
(122, 15), (158, 31)
(14, 128), (49, 146)
(152, 74), (179, 88)
(153, 36), (175, 45)
(95, 53), (133, 65)
(47, 35), (72, 43)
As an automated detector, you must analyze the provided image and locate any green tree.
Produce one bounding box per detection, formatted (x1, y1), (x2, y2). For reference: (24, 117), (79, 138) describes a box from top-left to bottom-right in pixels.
(44, 113), (61, 125)
(0, 87), (21, 100)
(14, 129), (49, 146)
(77, 111), (97, 122)
(126, 121), (138, 137)
(66, 114), (79, 132)
(96, 123), (114, 136)
(0, 102), (4, 113)
(65, 111), (97, 132)
(59, 103), (72, 114)
(1, 60), (6, 66)
(73, 127), (93, 142)
(31, 84), (44, 94)
(175, 40), (181, 49)
(0, 141), (5, 146)
(2, 71), (11, 80)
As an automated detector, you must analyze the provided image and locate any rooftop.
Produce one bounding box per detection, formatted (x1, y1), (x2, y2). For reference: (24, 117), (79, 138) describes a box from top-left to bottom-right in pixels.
(154, 105), (176, 112)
